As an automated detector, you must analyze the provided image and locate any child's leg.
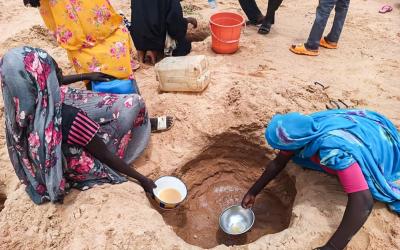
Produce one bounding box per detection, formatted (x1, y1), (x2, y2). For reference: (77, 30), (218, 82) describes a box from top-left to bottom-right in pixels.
(305, 0), (337, 50)
(325, 0), (350, 43)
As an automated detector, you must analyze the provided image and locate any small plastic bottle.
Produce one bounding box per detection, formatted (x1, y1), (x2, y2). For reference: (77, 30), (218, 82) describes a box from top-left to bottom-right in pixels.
(208, 0), (217, 9)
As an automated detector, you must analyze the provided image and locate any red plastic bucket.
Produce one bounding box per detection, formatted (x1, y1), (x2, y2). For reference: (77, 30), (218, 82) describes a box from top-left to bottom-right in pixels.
(209, 12), (245, 54)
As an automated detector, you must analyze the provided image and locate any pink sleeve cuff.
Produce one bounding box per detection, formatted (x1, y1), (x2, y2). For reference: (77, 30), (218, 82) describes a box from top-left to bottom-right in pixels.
(280, 150), (295, 156)
(336, 162), (369, 193)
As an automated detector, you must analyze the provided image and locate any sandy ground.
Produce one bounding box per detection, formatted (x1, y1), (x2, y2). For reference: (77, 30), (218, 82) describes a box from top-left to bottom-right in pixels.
(0, 0), (399, 249)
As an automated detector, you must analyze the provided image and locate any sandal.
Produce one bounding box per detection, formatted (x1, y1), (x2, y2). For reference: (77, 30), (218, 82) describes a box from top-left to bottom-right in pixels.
(150, 116), (174, 133)
(338, 99), (350, 108)
(289, 44), (319, 56)
(258, 23), (272, 35)
(307, 81), (330, 93)
(320, 37), (338, 49)
(314, 81), (330, 90)
(379, 5), (393, 13)
(326, 99), (350, 110)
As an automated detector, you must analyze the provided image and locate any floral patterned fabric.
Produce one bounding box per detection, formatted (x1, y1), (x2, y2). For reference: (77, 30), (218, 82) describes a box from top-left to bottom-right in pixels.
(0, 47), (150, 204)
(39, 0), (137, 79)
(61, 87), (150, 189)
(265, 109), (400, 213)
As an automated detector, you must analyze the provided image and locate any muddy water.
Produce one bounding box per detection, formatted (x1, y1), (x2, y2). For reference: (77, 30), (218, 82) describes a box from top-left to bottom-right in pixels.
(160, 156), (296, 249)
(159, 188), (182, 204)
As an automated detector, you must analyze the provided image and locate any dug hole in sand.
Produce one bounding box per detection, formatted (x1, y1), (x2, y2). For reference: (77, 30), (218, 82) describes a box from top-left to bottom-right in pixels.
(0, 0), (400, 249)
(156, 133), (296, 249)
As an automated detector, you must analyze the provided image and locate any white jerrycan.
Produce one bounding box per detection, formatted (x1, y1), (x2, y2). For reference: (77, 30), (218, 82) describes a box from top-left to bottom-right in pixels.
(155, 55), (211, 92)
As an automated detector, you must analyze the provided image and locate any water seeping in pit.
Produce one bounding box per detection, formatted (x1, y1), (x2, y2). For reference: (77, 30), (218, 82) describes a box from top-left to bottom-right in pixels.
(152, 133), (297, 248)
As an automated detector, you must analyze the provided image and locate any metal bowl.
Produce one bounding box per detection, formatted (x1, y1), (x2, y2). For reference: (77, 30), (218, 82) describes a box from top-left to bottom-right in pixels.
(219, 205), (255, 235)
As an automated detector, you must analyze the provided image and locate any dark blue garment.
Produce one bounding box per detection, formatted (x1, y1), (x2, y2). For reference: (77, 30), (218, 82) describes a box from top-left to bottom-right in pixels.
(306, 0), (350, 50)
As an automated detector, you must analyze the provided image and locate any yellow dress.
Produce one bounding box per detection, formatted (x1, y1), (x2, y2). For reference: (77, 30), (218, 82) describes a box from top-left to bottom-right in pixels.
(39, 0), (137, 79)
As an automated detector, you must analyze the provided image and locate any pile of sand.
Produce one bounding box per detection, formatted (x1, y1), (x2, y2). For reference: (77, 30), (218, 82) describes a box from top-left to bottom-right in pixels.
(0, 0), (399, 249)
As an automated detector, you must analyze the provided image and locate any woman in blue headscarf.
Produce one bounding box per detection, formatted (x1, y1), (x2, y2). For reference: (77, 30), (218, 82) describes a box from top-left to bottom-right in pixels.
(242, 109), (400, 250)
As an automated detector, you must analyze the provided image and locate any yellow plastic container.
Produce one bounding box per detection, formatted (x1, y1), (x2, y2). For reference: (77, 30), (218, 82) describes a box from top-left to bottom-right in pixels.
(155, 55), (211, 92)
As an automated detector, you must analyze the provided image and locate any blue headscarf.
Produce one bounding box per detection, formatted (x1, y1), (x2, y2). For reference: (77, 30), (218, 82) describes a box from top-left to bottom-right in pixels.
(266, 109), (400, 214)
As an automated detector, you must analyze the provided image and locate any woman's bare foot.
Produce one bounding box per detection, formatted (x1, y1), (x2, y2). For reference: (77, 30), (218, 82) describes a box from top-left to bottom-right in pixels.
(138, 50), (146, 63)
(147, 51), (158, 65)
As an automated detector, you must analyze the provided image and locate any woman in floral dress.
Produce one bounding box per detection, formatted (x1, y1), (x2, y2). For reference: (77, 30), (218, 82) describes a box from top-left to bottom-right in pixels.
(23, 0), (173, 128)
(0, 46), (156, 204)
(24, 0), (138, 82)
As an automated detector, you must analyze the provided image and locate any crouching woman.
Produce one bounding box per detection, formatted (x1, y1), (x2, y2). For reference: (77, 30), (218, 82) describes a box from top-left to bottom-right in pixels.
(242, 110), (400, 250)
(0, 47), (157, 204)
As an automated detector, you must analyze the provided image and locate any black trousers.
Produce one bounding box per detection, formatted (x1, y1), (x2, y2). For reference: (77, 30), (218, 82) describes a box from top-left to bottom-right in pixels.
(239, 0), (283, 25)
(172, 38), (192, 56)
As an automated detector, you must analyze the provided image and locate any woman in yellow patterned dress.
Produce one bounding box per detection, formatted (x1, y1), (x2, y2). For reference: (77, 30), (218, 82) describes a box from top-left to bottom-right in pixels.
(23, 0), (174, 132)
(24, 0), (138, 81)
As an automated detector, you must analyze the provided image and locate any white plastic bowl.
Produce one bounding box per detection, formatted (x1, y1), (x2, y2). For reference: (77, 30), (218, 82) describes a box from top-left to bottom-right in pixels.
(153, 176), (188, 209)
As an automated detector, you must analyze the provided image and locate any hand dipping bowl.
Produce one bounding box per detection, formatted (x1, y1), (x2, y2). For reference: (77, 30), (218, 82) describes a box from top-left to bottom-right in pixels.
(153, 176), (187, 209)
(219, 205), (255, 235)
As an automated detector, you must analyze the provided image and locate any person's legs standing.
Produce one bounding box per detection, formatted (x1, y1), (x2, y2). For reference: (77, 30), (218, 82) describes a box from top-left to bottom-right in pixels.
(264, 0), (284, 25)
(325, 0), (350, 43)
(259, 0), (283, 34)
(239, 0), (263, 23)
(305, 0), (337, 50)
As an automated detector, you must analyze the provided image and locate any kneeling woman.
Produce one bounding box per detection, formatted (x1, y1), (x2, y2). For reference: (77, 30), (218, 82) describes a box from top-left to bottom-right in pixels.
(0, 47), (159, 204)
(131, 0), (197, 64)
(242, 110), (400, 250)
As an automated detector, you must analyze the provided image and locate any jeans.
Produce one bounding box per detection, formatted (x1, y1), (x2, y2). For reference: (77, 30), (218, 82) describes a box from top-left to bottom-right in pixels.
(306, 0), (350, 50)
(239, 0), (284, 25)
